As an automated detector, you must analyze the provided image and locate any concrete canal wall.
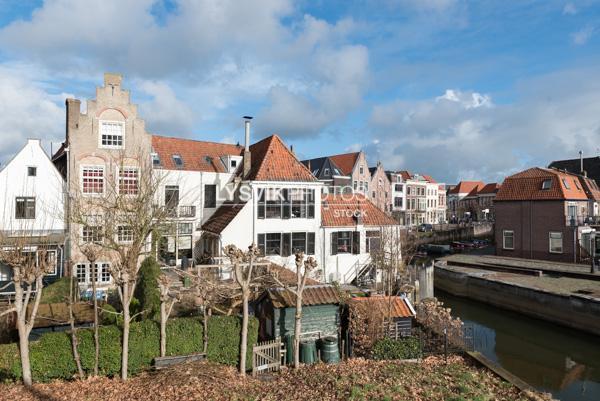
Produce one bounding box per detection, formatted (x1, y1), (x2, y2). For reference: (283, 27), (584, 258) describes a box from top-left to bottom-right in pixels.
(435, 265), (600, 337)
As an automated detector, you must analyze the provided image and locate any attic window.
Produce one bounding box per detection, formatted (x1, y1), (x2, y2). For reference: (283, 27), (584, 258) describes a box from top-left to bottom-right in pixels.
(204, 156), (212, 163)
(324, 168), (330, 176)
(172, 154), (183, 168)
(151, 153), (160, 166)
(541, 179), (552, 190)
(231, 160), (237, 168)
(562, 179), (570, 190)
(574, 180), (581, 190)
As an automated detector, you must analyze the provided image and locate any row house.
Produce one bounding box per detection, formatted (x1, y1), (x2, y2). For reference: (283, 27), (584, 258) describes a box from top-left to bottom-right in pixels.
(495, 167), (600, 263)
(446, 181), (484, 222)
(368, 161), (391, 213)
(458, 182), (501, 222)
(0, 139), (66, 294)
(387, 171), (446, 226)
(302, 151), (371, 196)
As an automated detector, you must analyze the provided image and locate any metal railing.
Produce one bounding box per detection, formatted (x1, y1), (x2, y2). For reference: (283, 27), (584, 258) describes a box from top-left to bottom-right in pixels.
(566, 215), (600, 227)
(165, 205), (196, 218)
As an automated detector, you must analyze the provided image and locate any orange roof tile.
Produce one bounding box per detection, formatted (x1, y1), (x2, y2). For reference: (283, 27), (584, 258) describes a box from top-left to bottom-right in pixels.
(398, 170), (412, 180)
(152, 135), (243, 173)
(496, 167), (589, 201)
(321, 193), (398, 227)
(201, 202), (246, 234)
(422, 174), (436, 183)
(448, 181), (485, 195)
(245, 135), (317, 182)
(478, 182), (500, 195)
(329, 152), (360, 176)
(350, 296), (415, 318)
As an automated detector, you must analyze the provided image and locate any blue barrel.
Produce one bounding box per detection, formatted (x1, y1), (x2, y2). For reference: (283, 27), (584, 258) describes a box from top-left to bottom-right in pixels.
(300, 339), (317, 365)
(320, 336), (340, 364)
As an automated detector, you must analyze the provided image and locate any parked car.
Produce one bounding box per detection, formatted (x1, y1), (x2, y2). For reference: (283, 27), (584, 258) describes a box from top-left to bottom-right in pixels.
(418, 223), (433, 232)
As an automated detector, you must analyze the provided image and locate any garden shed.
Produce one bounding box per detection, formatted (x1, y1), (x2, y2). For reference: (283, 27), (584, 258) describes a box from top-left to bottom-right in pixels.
(255, 284), (341, 341)
(349, 296), (416, 337)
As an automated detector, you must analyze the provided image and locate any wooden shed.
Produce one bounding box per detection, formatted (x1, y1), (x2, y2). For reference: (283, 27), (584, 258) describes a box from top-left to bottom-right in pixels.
(255, 285), (341, 341)
(349, 296), (416, 337)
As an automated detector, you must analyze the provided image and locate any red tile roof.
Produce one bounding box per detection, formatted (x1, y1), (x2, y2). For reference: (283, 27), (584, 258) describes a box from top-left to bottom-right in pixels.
(321, 193), (398, 227)
(398, 170), (412, 180)
(422, 174), (436, 183)
(448, 181), (485, 195)
(201, 202), (246, 234)
(152, 135), (243, 173)
(579, 176), (600, 201)
(496, 167), (589, 201)
(329, 152), (360, 176)
(245, 135), (317, 182)
(350, 296), (415, 318)
(478, 182), (501, 195)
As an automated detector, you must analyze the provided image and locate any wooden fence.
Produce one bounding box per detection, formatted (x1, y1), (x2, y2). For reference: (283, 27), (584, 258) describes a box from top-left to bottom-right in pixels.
(252, 338), (285, 377)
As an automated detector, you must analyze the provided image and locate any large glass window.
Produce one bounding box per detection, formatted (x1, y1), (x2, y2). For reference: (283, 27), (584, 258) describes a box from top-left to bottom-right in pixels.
(503, 230), (514, 250)
(257, 232), (316, 256)
(165, 185), (179, 213)
(117, 225), (133, 243)
(257, 188), (315, 219)
(100, 121), (124, 148)
(82, 225), (103, 244)
(82, 166), (104, 195)
(15, 197), (35, 219)
(549, 232), (563, 253)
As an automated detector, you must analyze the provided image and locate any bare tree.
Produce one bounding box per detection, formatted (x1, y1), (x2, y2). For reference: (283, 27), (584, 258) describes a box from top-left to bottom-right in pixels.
(224, 244), (274, 375)
(70, 155), (169, 380)
(66, 261), (84, 378)
(157, 273), (180, 358)
(78, 242), (104, 376)
(271, 252), (319, 368)
(0, 235), (54, 387)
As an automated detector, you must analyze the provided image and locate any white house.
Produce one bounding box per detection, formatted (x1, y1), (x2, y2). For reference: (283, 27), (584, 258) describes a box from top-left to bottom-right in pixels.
(320, 193), (401, 284)
(0, 139), (66, 289)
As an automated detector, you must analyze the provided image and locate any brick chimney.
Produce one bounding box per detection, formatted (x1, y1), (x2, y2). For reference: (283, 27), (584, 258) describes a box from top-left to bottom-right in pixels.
(65, 98), (81, 143)
(243, 116), (252, 178)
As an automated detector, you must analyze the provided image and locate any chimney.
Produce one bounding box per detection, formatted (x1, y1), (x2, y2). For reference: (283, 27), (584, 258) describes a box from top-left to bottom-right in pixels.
(579, 150), (584, 174)
(243, 116), (253, 178)
(65, 98), (81, 143)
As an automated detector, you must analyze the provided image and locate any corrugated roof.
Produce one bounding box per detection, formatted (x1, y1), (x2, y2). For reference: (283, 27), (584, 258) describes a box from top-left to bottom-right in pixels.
(152, 135), (243, 172)
(321, 193), (398, 227)
(349, 296), (415, 318)
(201, 202), (246, 234)
(265, 285), (340, 308)
(245, 135), (317, 182)
(496, 167), (589, 201)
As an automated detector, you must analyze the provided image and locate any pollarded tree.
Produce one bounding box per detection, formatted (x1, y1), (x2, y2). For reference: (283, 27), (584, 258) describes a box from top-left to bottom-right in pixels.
(70, 153), (170, 380)
(157, 273), (180, 358)
(0, 235), (54, 387)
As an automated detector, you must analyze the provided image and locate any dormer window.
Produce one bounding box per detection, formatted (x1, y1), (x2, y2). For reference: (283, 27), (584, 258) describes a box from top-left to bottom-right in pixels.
(100, 121), (124, 149)
(231, 160), (237, 168)
(151, 153), (161, 167)
(324, 168), (330, 176)
(541, 179), (552, 190)
(172, 154), (183, 168)
(562, 179), (570, 190)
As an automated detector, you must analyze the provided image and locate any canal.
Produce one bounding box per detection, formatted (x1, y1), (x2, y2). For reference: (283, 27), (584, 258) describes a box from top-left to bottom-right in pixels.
(437, 290), (600, 401)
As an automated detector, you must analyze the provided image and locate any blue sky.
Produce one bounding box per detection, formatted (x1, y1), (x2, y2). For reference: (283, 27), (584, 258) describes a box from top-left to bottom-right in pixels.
(0, 0), (599, 183)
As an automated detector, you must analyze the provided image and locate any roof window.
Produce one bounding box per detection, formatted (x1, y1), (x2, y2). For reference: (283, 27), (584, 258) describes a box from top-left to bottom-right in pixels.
(574, 180), (581, 190)
(172, 154), (183, 168)
(541, 179), (552, 190)
(151, 152), (160, 166)
(562, 178), (570, 189)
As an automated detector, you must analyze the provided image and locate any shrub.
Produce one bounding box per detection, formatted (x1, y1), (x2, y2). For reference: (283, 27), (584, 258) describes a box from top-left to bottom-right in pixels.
(134, 257), (161, 320)
(372, 337), (421, 360)
(100, 304), (119, 326)
(40, 277), (72, 303)
(0, 315), (258, 382)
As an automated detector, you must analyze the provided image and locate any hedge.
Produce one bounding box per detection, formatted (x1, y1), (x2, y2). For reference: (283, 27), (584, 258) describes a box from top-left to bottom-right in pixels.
(372, 337), (421, 360)
(0, 315), (258, 382)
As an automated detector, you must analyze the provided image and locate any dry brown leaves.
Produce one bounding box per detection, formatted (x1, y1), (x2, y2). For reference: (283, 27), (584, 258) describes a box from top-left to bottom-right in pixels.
(1, 357), (551, 401)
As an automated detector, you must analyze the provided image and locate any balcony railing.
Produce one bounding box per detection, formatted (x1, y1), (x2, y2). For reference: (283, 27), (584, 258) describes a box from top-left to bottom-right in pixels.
(165, 205), (196, 218)
(566, 215), (600, 227)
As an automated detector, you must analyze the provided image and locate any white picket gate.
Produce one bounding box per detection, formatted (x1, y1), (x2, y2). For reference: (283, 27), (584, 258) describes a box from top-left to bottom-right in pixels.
(252, 338), (285, 377)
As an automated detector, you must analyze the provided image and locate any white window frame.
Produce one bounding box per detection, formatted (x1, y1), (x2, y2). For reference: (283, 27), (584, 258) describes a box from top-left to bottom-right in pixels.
(117, 225), (134, 243)
(549, 232), (563, 254)
(502, 230), (514, 250)
(99, 120), (125, 149)
(81, 165), (105, 196)
(118, 166), (139, 195)
(75, 262), (111, 284)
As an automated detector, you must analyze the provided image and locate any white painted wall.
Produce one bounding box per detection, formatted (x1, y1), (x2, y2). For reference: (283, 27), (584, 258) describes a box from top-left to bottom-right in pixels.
(0, 139), (64, 234)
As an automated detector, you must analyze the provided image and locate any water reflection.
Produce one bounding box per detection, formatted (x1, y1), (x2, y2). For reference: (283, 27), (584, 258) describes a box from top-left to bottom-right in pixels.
(437, 290), (600, 401)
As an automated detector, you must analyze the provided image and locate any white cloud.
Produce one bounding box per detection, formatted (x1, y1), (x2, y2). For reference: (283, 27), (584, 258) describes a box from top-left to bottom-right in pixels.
(0, 65), (68, 164)
(563, 2), (577, 15)
(137, 80), (195, 136)
(368, 69), (600, 183)
(571, 26), (594, 45)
